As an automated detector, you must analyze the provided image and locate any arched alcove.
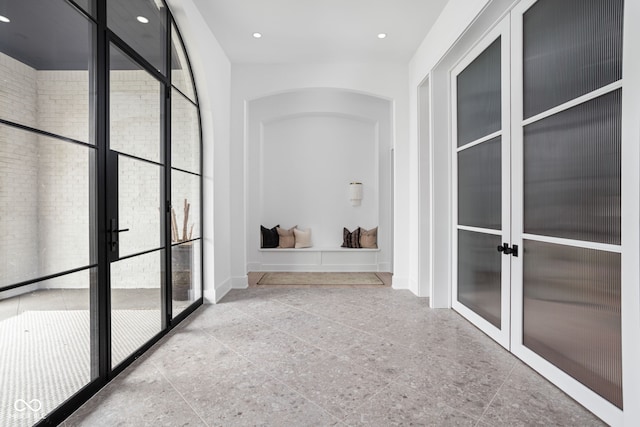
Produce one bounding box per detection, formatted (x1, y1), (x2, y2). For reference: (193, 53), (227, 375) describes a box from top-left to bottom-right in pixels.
(245, 88), (393, 272)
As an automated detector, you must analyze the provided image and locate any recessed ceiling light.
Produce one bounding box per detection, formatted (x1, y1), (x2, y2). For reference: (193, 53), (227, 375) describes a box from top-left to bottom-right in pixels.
(0, 15), (10, 23)
(252, 32), (262, 39)
(136, 16), (149, 24)
(377, 33), (387, 39)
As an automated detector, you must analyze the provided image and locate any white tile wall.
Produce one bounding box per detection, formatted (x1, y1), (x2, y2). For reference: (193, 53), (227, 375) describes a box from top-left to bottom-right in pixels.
(0, 53), (40, 287)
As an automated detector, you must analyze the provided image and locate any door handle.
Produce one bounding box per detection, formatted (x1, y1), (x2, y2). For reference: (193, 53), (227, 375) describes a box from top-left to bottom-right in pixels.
(497, 243), (518, 257)
(109, 219), (130, 251)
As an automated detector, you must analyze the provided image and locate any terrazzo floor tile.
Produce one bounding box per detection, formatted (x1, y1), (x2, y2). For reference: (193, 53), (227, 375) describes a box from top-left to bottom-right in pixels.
(62, 286), (608, 426)
(168, 361), (340, 426)
(479, 362), (605, 426)
(145, 328), (251, 380)
(342, 381), (477, 426)
(396, 350), (513, 418)
(65, 361), (205, 427)
(340, 335), (425, 381)
(271, 352), (390, 419)
(222, 322), (328, 370)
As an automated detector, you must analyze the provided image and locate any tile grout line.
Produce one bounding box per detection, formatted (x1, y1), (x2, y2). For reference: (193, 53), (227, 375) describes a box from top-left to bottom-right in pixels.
(262, 297), (415, 349)
(148, 358), (212, 427)
(474, 360), (519, 427)
(220, 301), (482, 422)
(213, 297), (523, 424)
(339, 382), (394, 424)
(239, 300), (512, 423)
(229, 296), (511, 421)
(194, 323), (348, 426)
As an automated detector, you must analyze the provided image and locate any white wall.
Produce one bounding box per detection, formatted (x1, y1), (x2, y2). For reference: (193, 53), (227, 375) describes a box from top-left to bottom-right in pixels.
(231, 62), (408, 287)
(408, 0), (493, 300)
(261, 115), (377, 247)
(168, 0), (232, 302)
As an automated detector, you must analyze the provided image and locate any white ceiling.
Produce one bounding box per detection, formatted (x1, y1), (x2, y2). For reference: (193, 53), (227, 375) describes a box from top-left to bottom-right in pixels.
(192, 0), (450, 64)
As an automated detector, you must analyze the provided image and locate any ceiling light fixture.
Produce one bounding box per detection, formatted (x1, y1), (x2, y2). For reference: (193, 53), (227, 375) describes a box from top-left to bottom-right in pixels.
(136, 16), (149, 24)
(0, 15), (10, 23)
(252, 32), (262, 39)
(377, 33), (387, 39)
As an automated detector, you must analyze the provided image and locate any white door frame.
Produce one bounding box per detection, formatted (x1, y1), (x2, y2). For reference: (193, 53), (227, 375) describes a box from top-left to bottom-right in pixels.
(509, 0), (626, 424)
(451, 17), (512, 350)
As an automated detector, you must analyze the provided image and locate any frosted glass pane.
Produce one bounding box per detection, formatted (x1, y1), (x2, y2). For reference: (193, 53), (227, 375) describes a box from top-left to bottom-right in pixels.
(524, 90), (621, 245)
(456, 38), (501, 147)
(458, 137), (501, 230)
(523, 240), (621, 408)
(458, 230), (501, 328)
(523, 0), (623, 118)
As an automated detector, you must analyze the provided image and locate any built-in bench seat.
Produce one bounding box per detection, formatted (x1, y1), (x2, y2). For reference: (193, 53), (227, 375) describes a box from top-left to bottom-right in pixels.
(255, 247), (381, 271)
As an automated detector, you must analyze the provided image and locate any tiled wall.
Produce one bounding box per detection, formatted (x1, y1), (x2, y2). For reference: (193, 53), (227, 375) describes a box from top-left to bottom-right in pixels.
(0, 53), (40, 287)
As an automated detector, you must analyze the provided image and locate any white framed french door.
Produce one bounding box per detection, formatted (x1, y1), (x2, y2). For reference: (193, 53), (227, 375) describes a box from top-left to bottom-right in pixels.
(509, 0), (624, 424)
(445, 0), (637, 424)
(451, 18), (512, 349)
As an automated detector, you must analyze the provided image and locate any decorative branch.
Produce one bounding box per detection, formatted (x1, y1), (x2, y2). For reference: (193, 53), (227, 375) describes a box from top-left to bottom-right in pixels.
(170, 198), (194, 243)
(171, 207), (179, 242)
(182, 199), (190, 243)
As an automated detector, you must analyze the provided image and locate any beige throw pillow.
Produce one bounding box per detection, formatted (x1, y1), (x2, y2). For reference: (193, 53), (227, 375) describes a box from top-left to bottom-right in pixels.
(277, 226), (296, 248)
(360, 227), (378, 248)
(294, 228), (312, 248)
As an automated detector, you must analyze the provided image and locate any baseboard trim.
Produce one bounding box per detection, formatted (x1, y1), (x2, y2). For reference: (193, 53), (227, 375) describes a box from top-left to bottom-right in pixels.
(408, 278), (419, 296)
(392, 276), (410, 290)
(231, 275), (248, 289)
(378, 262), (391, 272)
(203, 278), (232, 303)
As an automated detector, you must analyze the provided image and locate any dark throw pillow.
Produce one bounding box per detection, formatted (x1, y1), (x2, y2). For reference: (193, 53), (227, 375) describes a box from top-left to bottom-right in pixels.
(341, 227), (361, 248)
(260, 224), (279, 248)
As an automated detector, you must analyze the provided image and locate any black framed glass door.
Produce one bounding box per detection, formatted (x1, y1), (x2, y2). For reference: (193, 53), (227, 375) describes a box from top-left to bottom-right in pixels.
(106, 42), (166, 368)
(0, 0), (203, 425)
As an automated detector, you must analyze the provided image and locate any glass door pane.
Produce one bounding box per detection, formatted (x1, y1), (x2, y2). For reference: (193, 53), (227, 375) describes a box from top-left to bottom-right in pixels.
(108, 44), (164, 368)
(515, 0), (624, 409)
(452, 22), (510, 348)
(107, 0), (167, 75)
(0, 1), (98, 423)
(110, 251), (163, 367)
(170, 89), (202, 318)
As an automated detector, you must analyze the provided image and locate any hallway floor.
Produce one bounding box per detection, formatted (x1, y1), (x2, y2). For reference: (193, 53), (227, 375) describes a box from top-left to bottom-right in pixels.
(64, 287), (603, 426)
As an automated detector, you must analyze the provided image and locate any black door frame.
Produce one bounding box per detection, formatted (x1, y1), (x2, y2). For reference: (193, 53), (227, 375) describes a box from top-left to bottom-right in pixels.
(28, 0), (204, 424)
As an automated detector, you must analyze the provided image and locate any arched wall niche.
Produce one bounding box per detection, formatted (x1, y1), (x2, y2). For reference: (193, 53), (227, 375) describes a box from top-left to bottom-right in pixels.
(245, 88), (393, 272)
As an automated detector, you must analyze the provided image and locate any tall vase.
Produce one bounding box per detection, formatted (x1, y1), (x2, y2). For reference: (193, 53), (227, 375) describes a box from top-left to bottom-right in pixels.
(171, 243), (193, 301)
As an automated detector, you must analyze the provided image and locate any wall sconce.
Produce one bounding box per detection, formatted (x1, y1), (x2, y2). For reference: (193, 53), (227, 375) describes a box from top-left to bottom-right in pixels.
(349, 182), (363, 206)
